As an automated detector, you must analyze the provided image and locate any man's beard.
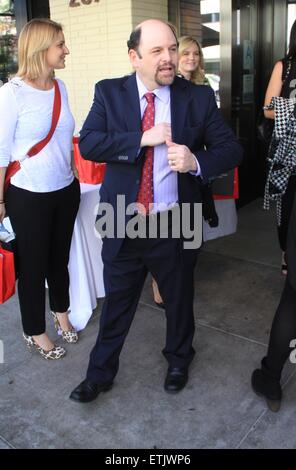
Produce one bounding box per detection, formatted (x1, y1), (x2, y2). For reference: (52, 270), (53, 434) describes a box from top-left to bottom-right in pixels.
(155, 63), (176, 86)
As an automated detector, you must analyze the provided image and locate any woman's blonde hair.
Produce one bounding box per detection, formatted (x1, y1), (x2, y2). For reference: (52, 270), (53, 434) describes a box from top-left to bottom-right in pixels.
(17, 18), (63, 80)
(178, 36), (205, 85)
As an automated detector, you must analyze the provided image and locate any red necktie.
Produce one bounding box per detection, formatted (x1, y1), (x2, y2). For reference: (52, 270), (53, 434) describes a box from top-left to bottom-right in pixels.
(136, 92), (155, 214)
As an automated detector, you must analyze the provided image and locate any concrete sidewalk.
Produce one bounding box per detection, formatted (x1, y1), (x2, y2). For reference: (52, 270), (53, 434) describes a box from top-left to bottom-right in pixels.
(0, 198), (295, 449)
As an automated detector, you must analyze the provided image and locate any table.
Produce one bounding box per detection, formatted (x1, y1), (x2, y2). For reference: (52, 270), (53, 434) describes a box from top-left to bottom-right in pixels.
(68, 183), (105, 331)
(5, 183), (236, 329)
(67, 187), (237, 330)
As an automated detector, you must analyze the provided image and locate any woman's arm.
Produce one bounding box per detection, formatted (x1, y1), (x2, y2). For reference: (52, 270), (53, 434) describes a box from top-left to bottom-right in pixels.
(0, 84), (18, 221)
(0, 168), (6, 222)
(264, 61), (283, 119)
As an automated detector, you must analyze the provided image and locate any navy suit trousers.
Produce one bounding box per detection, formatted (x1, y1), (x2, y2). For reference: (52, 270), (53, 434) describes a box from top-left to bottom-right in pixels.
(87, 225), (198, 384)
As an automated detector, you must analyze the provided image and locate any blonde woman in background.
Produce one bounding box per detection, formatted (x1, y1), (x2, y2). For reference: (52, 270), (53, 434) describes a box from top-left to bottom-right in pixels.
(178, 35), (209, 85)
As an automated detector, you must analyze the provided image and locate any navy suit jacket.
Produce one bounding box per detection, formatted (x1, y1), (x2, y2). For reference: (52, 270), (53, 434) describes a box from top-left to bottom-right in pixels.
(79, 73), (243, 259)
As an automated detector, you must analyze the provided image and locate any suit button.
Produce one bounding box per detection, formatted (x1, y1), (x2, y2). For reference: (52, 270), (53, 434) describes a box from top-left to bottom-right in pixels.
(136, 180), (140, 184)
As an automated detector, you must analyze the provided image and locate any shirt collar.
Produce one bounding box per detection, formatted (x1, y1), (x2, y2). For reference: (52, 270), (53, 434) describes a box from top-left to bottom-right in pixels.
(136, 74), (170, 104)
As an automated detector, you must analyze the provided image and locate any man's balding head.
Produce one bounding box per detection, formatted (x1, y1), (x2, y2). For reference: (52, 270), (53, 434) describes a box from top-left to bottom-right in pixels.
(127, 19), (178, 58)
(127, 19), (179, 90)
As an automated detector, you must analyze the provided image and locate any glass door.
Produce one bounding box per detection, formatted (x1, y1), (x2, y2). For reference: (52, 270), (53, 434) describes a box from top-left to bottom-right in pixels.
(200, 0), (221, 107)
(231, 0), (260, 205)
(287, 1), (296, 45)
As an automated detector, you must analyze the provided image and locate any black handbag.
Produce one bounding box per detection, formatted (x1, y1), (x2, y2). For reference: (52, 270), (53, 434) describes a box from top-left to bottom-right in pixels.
(257, 110), (274, 144)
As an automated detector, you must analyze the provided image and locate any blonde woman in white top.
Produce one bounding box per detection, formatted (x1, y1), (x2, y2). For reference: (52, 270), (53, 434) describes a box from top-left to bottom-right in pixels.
(0, 18), (80, 360)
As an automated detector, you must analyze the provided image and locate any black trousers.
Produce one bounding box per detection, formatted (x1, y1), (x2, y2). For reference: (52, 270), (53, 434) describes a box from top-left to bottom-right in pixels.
(86, 220), (198, 385)
(278, 175), (296, 252)
(5, 179), (80, 335)
(266, 278), (296, 379)
(266, 195), (296, 378)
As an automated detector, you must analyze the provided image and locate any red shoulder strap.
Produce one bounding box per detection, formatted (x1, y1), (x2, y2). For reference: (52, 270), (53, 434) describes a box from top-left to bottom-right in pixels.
(4, 79), (62, 192)
(28, 79), (61, 156)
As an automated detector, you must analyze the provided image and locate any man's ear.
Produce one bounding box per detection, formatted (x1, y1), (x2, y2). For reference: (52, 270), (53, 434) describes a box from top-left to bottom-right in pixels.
(129, 49), (140, 70)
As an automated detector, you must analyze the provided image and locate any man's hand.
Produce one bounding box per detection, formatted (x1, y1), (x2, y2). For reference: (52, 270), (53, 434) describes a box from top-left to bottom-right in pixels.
(166, 140), (198, 173)
(140, 123), (171, 147)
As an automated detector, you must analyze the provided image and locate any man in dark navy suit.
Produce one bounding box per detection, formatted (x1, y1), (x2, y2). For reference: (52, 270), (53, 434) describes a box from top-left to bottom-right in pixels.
(70, 19), (243, 403)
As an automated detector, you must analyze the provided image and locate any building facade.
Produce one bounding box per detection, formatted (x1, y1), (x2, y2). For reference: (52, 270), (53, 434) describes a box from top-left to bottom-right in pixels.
(0, 0), (295, 204)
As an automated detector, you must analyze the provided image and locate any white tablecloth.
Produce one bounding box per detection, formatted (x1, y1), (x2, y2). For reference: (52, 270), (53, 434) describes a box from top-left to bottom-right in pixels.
(68, 183), (105, 331)
(68, 190), (236, 329)
(5, 186), (235, 328)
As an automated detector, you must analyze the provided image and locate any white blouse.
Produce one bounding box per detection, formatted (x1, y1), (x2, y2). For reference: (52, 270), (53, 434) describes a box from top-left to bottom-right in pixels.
(0, 77), (75, 192)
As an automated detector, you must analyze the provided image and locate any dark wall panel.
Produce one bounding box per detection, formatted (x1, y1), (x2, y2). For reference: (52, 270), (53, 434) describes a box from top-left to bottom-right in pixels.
(27, 0), (50, 20)
(180, 0), (201, 40)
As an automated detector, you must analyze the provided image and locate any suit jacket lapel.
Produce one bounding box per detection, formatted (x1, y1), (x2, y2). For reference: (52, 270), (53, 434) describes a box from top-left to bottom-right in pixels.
(122, 73), (142, 131)
(122, 74), (189, 139)
(170, 78), (190, 143)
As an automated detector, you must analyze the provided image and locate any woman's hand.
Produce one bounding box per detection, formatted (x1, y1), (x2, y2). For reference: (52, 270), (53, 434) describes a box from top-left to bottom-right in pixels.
(0, 167), (7, 222)
(72, 165), (79, 179)
(71, 154), (79, 179)
(0, 203), (6, 223)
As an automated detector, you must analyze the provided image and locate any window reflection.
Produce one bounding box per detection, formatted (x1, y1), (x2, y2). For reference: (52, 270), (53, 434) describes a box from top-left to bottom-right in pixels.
(0, 0), (17, 88)
(200, 0), (220, 106)
(287, 2), (296, 48)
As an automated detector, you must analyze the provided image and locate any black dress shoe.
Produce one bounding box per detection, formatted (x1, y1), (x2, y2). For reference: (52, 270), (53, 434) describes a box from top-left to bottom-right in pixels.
(251, 363), (282, 412)
(69, 379), (113, 403)
(164, 367), (188, 394)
